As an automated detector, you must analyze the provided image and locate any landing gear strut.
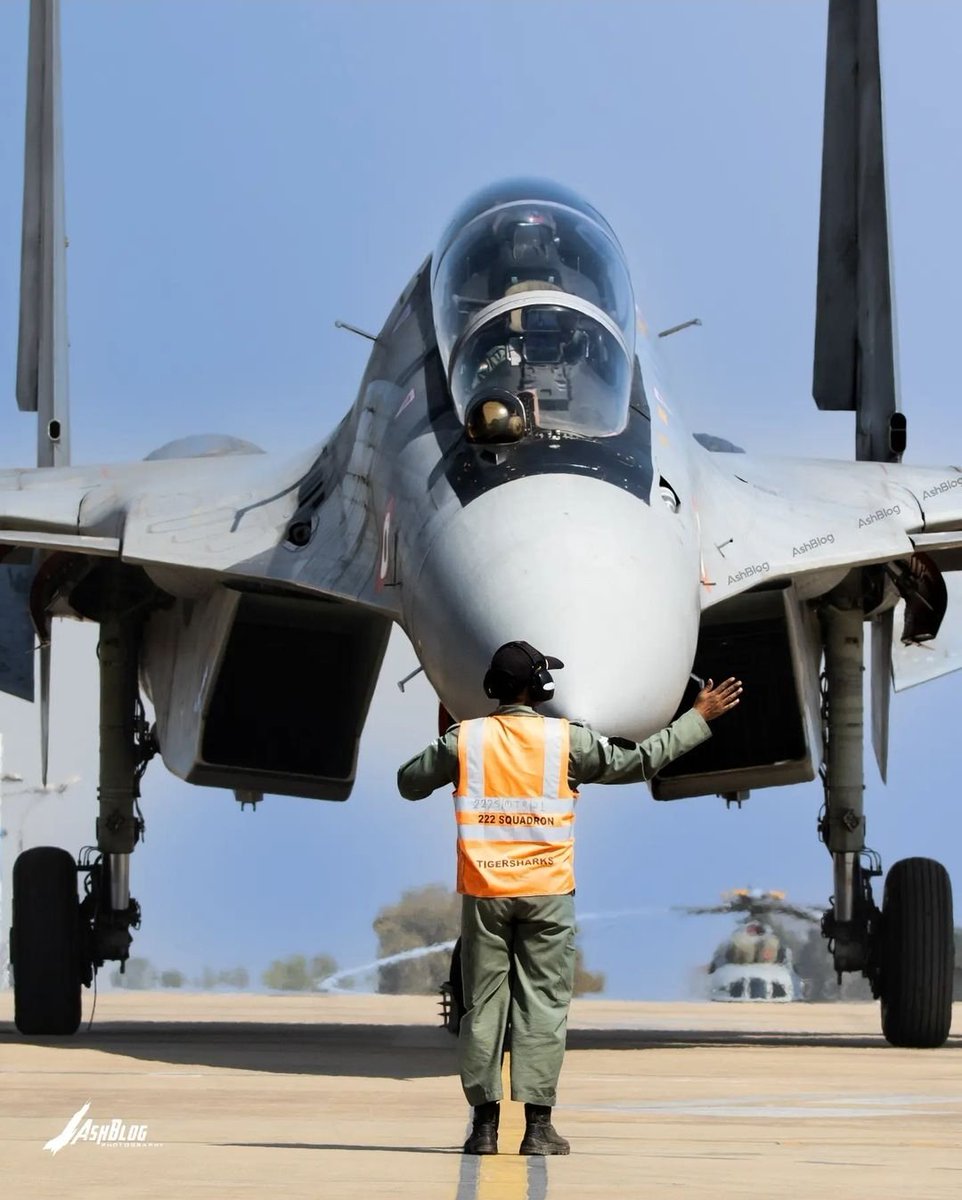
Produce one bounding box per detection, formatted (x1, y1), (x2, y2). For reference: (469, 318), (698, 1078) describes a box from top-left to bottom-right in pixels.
(89, 601), (150, 966)
(819, 586), (953, 1047)
(12, 580), (155, 1035)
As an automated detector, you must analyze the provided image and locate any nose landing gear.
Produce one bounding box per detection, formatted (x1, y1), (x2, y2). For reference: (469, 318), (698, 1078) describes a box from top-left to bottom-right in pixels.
(440, 937), (464, 1035)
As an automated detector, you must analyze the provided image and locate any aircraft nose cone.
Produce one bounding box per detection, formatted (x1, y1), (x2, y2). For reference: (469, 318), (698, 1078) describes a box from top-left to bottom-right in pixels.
(406, 474), (701, 739)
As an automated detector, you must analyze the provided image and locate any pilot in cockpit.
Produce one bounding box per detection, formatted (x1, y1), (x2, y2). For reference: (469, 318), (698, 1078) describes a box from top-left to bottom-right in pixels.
(431, 185), (636, 439)
(467, 211), (606, 429)
(486, 209), (602, 308)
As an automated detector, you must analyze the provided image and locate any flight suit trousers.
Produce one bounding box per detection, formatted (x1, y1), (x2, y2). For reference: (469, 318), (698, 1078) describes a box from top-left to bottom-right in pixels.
(458, 892), (576, 1107)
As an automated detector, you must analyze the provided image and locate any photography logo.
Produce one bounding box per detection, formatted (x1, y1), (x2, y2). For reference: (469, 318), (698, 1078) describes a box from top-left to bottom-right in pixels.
(44, 1102), (161, 1154)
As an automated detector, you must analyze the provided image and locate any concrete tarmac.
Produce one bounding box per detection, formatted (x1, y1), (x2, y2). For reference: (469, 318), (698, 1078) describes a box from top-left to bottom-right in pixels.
(2, 992), (961, 1199)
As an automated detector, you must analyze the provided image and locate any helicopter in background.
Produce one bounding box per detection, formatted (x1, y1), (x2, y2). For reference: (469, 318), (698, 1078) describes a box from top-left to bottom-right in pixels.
(679, 889), (822, 1002)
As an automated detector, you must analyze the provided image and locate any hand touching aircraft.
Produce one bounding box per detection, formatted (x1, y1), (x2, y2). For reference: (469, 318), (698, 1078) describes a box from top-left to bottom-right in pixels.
(3, 0), (959, 1043)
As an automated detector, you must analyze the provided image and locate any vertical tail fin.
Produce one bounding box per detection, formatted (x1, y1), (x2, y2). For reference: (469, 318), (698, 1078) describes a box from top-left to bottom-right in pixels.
(812, 0), (903, 464)
(7, 0), (70, 759)
(814, 0), (906, 777)
(16, 0), (70, 468)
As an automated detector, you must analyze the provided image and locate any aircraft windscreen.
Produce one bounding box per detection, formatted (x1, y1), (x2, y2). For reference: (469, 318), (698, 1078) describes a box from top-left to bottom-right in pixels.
(432, 182), (634, 438)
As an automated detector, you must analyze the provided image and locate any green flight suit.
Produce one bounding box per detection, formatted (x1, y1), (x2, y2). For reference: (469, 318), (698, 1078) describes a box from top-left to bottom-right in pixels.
(397, 705), (710, 1106)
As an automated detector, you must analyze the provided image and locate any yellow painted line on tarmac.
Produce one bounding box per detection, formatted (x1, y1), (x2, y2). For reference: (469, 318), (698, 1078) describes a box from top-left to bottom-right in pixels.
(477, 1052), (529, 1199)
(458, 1052), (548, 1200)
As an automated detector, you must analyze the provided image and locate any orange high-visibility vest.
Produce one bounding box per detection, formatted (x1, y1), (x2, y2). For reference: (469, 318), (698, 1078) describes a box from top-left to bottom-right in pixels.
(454, 714), (578, 898)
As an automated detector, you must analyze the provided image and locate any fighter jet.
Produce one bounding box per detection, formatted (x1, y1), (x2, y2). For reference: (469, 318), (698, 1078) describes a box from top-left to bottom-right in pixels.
(2, 0), (959, 1044)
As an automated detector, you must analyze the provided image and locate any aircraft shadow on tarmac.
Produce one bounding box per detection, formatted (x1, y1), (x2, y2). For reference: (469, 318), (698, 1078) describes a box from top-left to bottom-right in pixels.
(4, 1019), (959, 1077)
(0, 1021), (457, 1080)
(565, 1027), (962, 1052)
(221, 1143), (461, 1154)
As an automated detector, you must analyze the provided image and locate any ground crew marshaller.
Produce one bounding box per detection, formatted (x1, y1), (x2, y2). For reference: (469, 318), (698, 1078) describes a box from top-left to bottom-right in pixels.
(397, 641), (742, 1156)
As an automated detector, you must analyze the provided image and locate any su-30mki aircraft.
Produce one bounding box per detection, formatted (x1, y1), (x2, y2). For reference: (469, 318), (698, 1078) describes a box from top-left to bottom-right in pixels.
(2, 0), (960, 1041)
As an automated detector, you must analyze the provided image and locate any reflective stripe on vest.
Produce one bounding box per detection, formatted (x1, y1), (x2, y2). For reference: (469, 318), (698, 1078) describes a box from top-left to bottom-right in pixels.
(453, 714), (578, 898)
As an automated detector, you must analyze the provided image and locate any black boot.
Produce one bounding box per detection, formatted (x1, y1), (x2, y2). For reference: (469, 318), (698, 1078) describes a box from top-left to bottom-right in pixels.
(463, 1101), (499, 1155)
(519, 1104), (570, 1155)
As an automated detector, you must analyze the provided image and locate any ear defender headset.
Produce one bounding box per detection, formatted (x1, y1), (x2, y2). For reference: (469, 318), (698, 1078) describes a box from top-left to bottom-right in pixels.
(483, 640), (556, 703)
(518, 641), (556, 703)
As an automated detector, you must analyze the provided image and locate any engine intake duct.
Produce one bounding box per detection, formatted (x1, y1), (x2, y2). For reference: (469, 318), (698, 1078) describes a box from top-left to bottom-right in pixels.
(653, 583), (820, 801)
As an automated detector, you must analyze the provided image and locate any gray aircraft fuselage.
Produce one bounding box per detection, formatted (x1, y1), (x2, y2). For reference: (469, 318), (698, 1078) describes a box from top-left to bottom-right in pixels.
(291, 181), (700, 738)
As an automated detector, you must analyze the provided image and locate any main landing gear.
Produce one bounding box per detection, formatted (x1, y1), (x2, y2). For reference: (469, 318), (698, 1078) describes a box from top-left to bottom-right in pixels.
(11, 584), (156, 1035)
(818, 588), (954, 1048)
(440, 938), (464, 1035)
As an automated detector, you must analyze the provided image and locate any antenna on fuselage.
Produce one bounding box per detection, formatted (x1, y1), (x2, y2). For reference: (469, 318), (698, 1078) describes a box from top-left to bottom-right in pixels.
(334, 319), (379, 343)
(657, 318), (702, 339)
(397, 665), (425, 693)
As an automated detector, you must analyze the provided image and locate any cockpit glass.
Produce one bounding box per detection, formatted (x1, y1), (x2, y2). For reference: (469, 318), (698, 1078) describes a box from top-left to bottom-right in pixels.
(453, 306), (632, 438)
(432, 182), (635, 438)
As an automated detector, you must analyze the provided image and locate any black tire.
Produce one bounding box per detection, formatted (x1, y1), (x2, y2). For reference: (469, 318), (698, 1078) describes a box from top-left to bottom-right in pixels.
(11, 847), (83, 1035)
(880, 857), (954, 1048)
(448, 938), (464, 1034)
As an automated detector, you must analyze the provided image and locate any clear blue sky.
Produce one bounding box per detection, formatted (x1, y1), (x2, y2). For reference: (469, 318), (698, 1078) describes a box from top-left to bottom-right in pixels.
(2, 0), (962, 1000)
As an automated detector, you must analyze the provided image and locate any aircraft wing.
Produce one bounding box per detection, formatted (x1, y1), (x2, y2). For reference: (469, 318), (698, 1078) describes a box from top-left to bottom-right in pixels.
(0, 441), (392, 687)
(695, 450), (923, 604)
(695, 446), (962, 680)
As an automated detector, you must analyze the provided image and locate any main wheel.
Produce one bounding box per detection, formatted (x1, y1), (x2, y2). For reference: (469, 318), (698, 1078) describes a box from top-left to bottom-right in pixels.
(11, 847), (83, 1035)
(879, 857), (954, 1048)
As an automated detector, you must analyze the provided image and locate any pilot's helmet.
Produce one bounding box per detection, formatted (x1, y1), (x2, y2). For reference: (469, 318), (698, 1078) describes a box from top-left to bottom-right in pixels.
(489, 207), (561, 287)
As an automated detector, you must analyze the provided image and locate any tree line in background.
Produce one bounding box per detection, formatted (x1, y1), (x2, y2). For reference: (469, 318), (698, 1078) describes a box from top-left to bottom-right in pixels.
(112, 883), (605, 996)
(110, 961), (250, 990)
(254, 884), (604, 996)
(110, 956), (344, 991)
(110, 887), (962, 1000)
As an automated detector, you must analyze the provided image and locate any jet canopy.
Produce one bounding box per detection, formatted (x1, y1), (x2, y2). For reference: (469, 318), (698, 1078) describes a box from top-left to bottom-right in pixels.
(431, 180), (635, 438)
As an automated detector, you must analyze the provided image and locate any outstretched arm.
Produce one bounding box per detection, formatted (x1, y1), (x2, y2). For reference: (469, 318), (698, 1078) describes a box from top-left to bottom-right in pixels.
(571, 677), (742, 787)
(397, 727), (460, 800)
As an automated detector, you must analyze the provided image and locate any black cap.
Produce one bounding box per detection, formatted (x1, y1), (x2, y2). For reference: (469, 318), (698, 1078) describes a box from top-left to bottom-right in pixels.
(484, 640), (564, 699)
